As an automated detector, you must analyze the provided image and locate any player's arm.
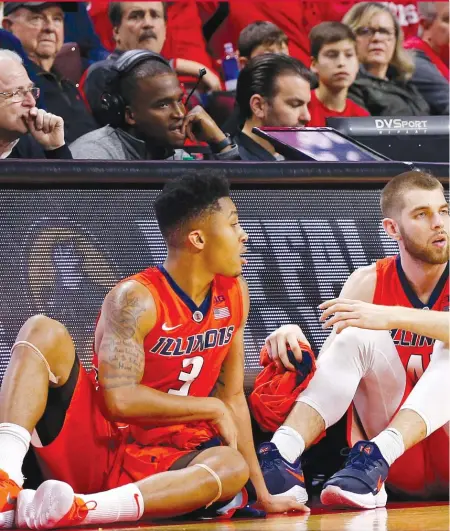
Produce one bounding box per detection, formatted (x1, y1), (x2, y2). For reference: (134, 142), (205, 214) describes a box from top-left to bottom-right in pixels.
(265, 264), (377, 368)
(213, 277), (308, 514)
(98, 280), (230, 431)
(320, 289), (449, 345)
(318, 264), (376, 352)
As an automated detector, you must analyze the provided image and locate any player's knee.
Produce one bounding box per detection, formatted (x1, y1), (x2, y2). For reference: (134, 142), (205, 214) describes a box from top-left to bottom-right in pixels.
(16, 314), (74, 366)
(335, 328), (391, 356)
(215, 447), (250, 496)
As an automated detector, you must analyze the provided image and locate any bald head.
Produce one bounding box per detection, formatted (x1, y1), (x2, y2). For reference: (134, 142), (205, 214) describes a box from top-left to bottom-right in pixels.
(0, 50), (29, 90)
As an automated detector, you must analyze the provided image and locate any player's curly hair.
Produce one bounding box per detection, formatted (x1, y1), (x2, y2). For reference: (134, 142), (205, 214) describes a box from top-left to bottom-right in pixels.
(154, 171), (230, 246)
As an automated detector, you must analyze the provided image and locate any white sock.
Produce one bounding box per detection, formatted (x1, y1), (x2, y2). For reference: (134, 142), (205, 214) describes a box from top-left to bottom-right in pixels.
(371, 428), (405, 467)
(0, 423), (31, 486)
(78, 483), (144, 524)
(271, 425), (305, 464)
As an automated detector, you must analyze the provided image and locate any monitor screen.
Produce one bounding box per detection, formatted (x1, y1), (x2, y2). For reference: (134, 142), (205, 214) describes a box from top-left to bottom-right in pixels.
(255, 127), (386, 162)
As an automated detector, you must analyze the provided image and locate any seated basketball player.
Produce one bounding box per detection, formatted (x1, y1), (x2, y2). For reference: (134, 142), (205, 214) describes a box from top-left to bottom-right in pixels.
(258, 171), (449, 507)
(0, 171), (308, 529)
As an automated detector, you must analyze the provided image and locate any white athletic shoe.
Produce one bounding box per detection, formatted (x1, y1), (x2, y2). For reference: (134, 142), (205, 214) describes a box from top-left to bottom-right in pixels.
(16, 480), (90, 529)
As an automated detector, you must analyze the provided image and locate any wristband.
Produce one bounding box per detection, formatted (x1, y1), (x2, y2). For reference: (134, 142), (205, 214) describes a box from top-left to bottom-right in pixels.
(209, 134), (233, 154)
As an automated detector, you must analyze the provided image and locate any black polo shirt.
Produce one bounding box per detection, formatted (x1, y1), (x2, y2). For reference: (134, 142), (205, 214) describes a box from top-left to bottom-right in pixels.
(29, 62), (99, 145)
(233, 131), (279, 161)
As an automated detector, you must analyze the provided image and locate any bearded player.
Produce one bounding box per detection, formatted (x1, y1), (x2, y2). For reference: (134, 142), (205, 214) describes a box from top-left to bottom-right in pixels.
(0, 172), (308, 529)
(258, 171), (449, 508)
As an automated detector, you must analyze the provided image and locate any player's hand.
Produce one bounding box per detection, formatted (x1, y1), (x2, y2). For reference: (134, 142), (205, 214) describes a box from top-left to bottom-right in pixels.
(319, 298), (394, 333)
(24, 107), (65, 151)
(256, 494), (310, 514)
(265, 325), (311, 371)
(181, 105), (226, 146)
(211, 400), (238, 449)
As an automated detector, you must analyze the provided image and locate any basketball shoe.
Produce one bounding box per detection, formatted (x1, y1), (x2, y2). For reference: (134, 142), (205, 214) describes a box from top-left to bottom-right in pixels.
(257, 442), (308, 503)
(320, 441), (388, 509)
(16, 481), (94, 529)
(0, 470), (22, 529)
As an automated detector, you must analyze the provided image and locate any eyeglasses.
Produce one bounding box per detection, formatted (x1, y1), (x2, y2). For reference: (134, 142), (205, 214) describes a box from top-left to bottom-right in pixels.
(0, 86), (40, 102)
(355, 26), (396, 39)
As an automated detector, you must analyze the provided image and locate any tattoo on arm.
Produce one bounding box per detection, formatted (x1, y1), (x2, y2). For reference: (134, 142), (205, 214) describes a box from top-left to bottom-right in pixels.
(99, 289), (147, 389)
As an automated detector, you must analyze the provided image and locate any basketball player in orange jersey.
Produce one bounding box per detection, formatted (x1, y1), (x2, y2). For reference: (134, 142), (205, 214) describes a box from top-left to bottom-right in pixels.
(258, 171), (449, 508)
(0, 172), (308, 529)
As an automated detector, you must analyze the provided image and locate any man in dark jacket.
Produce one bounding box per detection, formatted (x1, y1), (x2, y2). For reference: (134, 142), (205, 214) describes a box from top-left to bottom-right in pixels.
(2, 1), (98, 144)
(234, 54), (312, 161)
(0, 49), (71, 159)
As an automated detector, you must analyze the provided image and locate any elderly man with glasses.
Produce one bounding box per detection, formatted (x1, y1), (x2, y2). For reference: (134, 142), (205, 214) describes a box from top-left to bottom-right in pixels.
(2, 1), (98, 144)
(0, 49), (71, 159)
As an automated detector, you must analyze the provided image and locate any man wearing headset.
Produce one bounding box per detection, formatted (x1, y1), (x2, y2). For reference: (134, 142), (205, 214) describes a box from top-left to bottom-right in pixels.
(70, 50), (238, 161)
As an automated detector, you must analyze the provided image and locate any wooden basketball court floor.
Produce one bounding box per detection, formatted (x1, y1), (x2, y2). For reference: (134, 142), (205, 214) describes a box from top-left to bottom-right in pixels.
(76, 502), (449, 531)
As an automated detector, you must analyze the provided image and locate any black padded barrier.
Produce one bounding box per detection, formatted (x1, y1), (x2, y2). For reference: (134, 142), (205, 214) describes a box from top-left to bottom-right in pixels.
(0, 160), (448, 391)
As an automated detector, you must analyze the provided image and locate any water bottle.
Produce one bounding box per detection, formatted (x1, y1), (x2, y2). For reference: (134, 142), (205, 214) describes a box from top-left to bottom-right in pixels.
(222, 42), (240, 91)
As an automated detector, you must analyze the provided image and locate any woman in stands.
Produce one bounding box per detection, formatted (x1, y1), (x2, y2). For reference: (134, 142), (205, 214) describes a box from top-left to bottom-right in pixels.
(343, 2), (430, 116)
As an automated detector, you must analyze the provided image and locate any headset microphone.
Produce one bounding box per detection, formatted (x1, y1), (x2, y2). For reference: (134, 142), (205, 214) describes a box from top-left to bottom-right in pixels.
(184, 68), (207, 107)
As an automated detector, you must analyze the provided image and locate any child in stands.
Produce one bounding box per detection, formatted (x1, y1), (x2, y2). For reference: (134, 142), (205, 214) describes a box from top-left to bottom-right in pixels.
(308, 22), (369, 127)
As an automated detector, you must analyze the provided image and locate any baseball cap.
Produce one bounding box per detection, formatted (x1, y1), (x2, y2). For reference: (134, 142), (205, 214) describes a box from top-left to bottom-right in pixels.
(3, 2), (78, 16)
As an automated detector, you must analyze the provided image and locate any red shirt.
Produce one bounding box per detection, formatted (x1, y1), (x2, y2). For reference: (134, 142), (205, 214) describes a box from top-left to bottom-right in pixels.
(307, 90), (369, 127)
(373, 256), (449, 385)
(405, 36), (450, 80)
(228, 0), (325, 66)
(88, 0), (215, 72)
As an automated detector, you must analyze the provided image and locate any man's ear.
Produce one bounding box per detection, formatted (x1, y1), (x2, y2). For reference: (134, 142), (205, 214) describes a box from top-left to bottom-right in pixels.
(249, 93), (266, 120)
(382, 217), (402, 241)
(112, 25), (120, 45)
(310, 57), (318, 75)
(188, 230), (205, 251)
(239, 56), (248, 69)
(2, 17), (13, 31)
(124, 105), (136, 126)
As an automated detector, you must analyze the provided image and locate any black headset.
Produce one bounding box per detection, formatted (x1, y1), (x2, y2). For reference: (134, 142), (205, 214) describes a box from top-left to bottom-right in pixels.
(100, 50), (172, 128)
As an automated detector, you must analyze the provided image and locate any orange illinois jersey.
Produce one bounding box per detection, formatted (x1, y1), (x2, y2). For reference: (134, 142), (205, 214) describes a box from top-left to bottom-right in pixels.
(93, 266), (243, 397)
(373, 256), (449, 385)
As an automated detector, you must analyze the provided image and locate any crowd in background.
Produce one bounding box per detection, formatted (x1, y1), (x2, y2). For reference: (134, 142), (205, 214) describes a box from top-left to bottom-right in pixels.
(0, 0), (448, 161)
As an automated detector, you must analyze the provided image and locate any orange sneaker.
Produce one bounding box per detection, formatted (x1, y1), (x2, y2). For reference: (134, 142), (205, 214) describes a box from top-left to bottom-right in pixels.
(0, 470), (22, 529)
(17, 480), (95, 529)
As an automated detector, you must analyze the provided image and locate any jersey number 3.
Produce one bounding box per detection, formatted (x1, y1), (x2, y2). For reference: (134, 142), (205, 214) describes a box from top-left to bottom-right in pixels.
(168, 356), (204, 396)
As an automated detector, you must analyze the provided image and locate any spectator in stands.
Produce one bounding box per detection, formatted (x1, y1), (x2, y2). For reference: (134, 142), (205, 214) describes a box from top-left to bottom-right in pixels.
(220, 21), (291, 136)
(83, 2), (222, 125)
(70, 52), (239, 161)
(234, 53), (312, 161)
(226, 1), (420, 69)
(308, 22), (370, 127)
(0, 49), (71, 159)
(343, 2), (429, 116)
(237, 21), (289, 67)
(404, 2), (449, 115)
(2, 2), (98, 144)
